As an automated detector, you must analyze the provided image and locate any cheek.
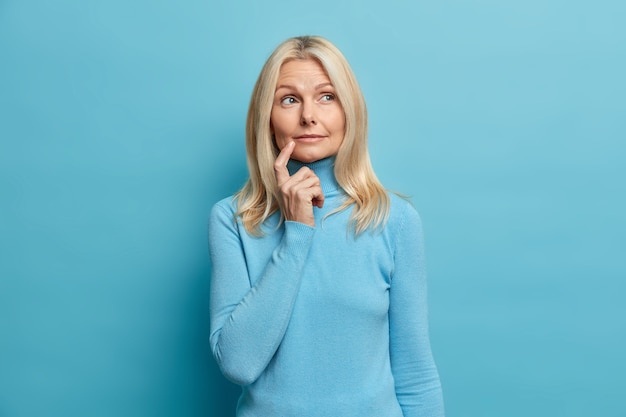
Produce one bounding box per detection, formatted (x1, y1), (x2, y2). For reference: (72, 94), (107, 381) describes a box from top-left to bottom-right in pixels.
(270, 117), (287, 148)
(332, 114), (346, 133)
(332, 107), (346, 132)
(270, 113), (289, 137)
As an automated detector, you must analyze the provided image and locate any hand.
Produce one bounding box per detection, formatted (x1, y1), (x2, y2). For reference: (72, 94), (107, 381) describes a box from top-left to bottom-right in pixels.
(274, 141), (324, 227)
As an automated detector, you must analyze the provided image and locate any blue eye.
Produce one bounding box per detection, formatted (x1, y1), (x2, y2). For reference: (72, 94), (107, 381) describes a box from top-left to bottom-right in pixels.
(280, 96), (297, 105)
(320, 94), (335, 102)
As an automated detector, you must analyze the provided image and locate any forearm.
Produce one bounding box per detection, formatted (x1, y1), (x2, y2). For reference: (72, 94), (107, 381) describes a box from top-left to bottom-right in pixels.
(209, 205), (314, 385)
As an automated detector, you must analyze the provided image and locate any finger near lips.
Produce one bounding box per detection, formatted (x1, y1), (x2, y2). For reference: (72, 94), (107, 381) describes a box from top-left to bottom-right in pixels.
(274, 141), (295, 185)
(277, 140), (295, 160)
(274, 140), (325, 213)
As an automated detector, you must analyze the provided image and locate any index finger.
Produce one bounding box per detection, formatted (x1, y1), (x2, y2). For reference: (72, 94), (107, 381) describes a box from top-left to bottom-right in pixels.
(274, 141), (295, 185)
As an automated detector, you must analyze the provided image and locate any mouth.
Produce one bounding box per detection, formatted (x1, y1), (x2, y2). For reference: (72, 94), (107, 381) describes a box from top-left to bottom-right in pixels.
(294, 134), (325, 141)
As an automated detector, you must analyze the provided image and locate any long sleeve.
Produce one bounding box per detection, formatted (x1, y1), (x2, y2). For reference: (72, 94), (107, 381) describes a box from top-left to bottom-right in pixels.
(389, 204), (445, 417)
(208, 200), (315, 386)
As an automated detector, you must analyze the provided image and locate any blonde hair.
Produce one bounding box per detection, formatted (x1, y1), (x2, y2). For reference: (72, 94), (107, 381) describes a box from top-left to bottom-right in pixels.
(235, 35), (390, 235)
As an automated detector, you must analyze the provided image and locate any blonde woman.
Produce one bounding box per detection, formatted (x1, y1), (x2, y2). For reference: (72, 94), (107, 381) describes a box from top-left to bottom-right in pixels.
(208, 36), (444, 417)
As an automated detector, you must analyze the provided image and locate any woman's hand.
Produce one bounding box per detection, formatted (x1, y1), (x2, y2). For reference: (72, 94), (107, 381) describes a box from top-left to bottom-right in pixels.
(274, 141), (324, 227)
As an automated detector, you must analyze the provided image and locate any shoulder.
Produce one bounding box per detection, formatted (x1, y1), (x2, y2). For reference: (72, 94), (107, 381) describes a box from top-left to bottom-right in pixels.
(384, 193), (426, 266)
(383, 192), (425, 253)
(210, 195), (237, 218)
(208, 195), (239, 232)
(386, 192), (423, 230)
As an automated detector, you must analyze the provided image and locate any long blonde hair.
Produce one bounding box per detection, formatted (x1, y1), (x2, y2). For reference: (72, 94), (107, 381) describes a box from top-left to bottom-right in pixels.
(235, 35), (390, 236)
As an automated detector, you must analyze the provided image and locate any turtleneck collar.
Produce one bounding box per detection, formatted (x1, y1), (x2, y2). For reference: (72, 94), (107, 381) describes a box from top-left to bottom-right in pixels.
(286, 156), (341, 196)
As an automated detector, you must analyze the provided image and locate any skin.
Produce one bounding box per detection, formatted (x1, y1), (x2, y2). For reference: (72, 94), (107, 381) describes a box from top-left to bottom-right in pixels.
(271, 59), (346, 227)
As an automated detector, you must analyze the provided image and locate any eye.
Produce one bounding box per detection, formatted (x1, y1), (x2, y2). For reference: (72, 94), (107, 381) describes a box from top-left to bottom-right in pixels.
(320, 93), (335, 102)
(280, 96), (297, 105)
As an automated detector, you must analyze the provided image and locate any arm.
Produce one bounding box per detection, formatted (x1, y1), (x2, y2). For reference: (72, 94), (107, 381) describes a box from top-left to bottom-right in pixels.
(209, 141), (324, 386)
(389, 203), (445, 417)
(209, 204), (314, 385)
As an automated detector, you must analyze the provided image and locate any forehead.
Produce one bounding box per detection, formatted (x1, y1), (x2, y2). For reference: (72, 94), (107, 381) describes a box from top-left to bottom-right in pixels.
(276, 59), (330, 85)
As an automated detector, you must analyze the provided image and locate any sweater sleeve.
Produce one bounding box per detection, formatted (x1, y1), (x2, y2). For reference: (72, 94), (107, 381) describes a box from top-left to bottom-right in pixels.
(208, 201), (315, 386)
(389, 203), (445, 417)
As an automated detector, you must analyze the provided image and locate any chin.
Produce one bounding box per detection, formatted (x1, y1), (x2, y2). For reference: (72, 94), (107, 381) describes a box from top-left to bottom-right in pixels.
(291, 152), (329, 163)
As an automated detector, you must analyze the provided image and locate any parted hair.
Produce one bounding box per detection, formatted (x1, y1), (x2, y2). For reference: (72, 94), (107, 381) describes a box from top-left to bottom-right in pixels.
(234, 35), (390, 235)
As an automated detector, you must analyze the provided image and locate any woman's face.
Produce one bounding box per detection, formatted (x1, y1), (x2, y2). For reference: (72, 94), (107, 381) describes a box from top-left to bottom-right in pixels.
(270, 59), (346, 163)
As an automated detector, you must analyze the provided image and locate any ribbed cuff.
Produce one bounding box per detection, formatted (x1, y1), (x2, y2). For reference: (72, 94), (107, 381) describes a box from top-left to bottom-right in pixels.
(283, 220), (315, 250)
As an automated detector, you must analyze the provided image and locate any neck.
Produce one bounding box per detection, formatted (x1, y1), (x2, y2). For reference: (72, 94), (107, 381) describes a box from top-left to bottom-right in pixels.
(287, 156), (340, 195)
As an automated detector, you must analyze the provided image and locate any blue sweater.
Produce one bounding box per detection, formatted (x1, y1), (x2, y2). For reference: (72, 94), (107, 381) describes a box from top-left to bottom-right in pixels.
(208, 157), (444, 417)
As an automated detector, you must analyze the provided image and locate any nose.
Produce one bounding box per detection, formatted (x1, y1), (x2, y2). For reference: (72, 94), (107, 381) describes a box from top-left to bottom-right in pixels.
(300, 101), (316, 126)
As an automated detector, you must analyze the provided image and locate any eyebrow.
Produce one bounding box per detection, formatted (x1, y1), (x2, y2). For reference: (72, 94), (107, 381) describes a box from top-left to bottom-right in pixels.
(275, 82), (335, 92)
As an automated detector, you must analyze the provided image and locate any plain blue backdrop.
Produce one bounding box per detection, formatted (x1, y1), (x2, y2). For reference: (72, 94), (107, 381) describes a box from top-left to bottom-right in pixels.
(1, 0), (625, 416)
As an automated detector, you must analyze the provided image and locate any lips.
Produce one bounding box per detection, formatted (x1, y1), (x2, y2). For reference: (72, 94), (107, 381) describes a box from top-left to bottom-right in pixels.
(295, 134), (325, 139)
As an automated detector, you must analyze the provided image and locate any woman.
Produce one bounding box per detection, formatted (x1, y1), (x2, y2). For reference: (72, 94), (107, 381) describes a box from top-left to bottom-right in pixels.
(208, 36), (444, 417)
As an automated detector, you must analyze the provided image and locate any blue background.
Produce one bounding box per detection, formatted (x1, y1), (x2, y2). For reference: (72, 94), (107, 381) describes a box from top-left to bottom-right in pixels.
(1, 0), (625, 416)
